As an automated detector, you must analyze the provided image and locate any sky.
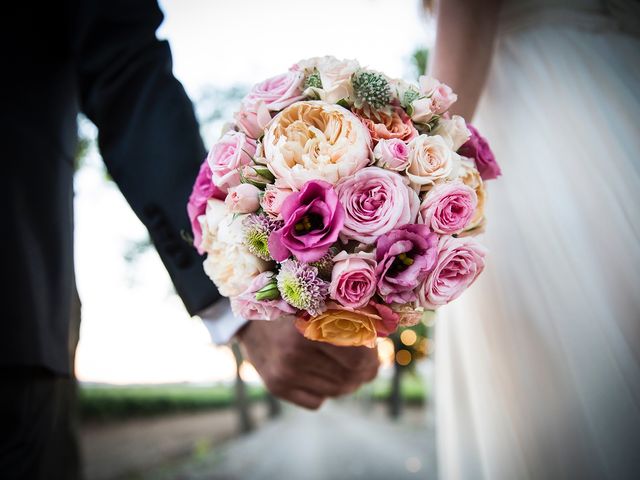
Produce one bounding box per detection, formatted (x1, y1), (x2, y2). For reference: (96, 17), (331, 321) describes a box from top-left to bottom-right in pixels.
(74, 0), (433, 385)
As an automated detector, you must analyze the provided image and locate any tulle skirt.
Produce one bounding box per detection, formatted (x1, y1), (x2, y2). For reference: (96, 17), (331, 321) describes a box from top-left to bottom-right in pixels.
(435, 6), (640, 480)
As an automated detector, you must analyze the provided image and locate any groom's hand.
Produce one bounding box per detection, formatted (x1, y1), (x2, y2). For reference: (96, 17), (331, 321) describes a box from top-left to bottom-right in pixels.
(238, 319), (379, 410)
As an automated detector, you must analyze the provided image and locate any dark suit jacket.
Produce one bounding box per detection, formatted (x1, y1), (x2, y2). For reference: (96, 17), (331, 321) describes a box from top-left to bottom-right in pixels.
(1, 0), (220, 375)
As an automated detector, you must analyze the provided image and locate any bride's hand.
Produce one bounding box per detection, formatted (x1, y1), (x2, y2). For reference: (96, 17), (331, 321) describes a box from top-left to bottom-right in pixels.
(238, 319), (379, 410)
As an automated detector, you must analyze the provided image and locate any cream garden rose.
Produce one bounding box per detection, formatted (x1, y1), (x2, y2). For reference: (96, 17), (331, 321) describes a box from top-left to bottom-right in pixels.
(406, 134), (461, 189)
(263, 101), (372, 189)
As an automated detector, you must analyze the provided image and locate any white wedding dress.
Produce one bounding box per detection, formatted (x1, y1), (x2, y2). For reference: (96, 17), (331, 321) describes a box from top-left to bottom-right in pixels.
(434, 0), (640, 478)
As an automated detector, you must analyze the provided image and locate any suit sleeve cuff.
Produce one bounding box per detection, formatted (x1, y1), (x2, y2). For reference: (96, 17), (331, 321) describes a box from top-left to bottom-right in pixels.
(197, 299), (248, 345)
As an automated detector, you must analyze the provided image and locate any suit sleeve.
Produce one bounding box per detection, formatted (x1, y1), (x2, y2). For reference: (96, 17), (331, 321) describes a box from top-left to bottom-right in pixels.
(76, 0), (220, 315)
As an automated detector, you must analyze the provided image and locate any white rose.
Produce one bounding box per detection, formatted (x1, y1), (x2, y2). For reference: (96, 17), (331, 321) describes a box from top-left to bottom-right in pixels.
(216, 212), (247, 245)
(203, 243), (268, 297)
(297, 56), (360, 104)
(263, 101), (371, 189)
(432, 115), (470, 151)
(409, 97), (434, 124)
(203, 213), (268, 297)
(406, 134), (461, 189)
(198, 199), (228, 254)
(205, 199), (227, 231)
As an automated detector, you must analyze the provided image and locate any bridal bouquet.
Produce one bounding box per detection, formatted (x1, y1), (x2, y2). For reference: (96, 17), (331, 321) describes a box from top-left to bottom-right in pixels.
(187, 56), (500, 348)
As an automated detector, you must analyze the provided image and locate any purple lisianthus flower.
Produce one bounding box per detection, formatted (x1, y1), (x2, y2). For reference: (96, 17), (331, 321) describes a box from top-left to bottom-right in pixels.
(269, 180), (345, 263)
(458, 124), (501, 181)
(187, 160), (226, 255)
(375, 224), (438, 304)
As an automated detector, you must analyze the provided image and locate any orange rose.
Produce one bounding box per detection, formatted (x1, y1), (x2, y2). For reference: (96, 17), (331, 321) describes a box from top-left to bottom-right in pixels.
(295, 302), (383, 348)
(356, 107), (418, 145)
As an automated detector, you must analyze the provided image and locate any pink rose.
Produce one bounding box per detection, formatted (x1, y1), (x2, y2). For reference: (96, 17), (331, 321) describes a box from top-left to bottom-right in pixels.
(261, 185), (293, 218)
(244, 71), (305, 112)
(207, 131), (257, 192)
(419, 76), (458, 115)
(336, 167), (420, 244)
(418, 236), (487, 309)
(225, 183), (261, 213)
(329, 251), (377, 309)
(417, 181), (478, 235)
(231, 272), (297, 321)
(234, 100), (272, 139)
(373, 139), (410, 171)
(187, 160), (226, 255)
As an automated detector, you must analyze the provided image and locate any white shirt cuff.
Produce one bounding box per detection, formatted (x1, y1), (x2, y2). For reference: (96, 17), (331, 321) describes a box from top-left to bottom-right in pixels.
(197, 299), (249, 345)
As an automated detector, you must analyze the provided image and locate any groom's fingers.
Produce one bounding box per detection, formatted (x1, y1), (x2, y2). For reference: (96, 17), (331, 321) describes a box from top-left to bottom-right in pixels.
(317, 343), (380, 379)
(285, 389), (325, 410)
(295, 372), (353, 398)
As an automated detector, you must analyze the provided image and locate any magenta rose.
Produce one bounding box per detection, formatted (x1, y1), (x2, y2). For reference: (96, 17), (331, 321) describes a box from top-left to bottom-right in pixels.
(458, 124), (501, 180)
(244, 71), (305, 112)
(329, 251), (377, 309)
(375, 224), (438, 304)
(336, 167), (419, 244)
(417, 181), (478, 234)
(207, 131), (257, 192)
(231, 272), (297, 321)
(269, 180), (345, 263)
(418, 236), (487, 309)
(187, 160), (226, 255)
(373, 138), (410, 171)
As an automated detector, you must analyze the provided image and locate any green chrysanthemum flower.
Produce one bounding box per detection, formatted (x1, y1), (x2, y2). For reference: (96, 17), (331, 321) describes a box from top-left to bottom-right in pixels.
(277, 259), (329, 316)
(243, 214), (283, 261)
(352, 70), (391, 110)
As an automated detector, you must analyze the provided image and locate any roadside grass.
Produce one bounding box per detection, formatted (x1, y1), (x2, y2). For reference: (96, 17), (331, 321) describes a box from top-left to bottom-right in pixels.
(80, 374), (427, 421)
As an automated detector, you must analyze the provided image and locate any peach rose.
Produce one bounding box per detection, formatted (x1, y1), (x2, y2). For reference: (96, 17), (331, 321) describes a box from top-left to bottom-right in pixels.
(295, 302), (385, 348)
(458, 158), (487, 234)
(356, 106), (418, 145)
(263, 101), (371, 189)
